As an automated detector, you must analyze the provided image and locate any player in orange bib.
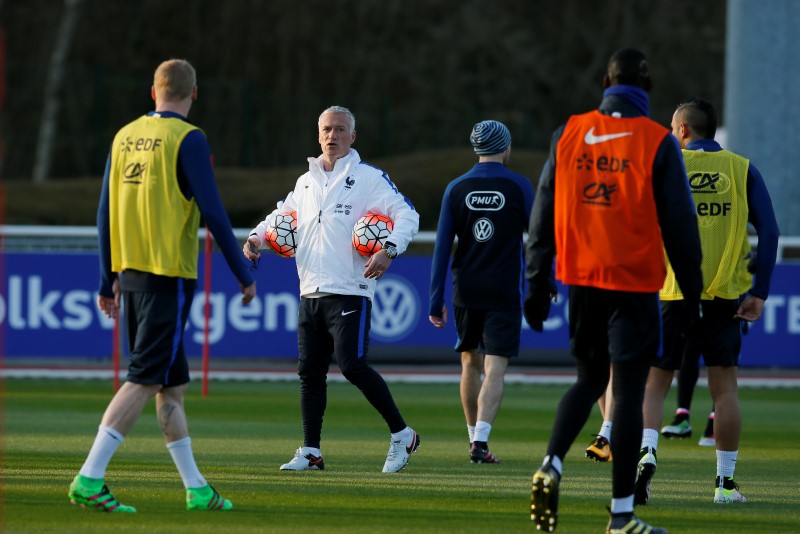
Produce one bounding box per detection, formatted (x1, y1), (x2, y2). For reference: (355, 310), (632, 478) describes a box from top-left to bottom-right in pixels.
(524, 49), (703, 534)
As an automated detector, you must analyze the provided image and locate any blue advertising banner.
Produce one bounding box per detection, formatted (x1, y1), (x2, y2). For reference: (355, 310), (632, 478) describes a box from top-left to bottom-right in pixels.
(1, 253), (798, 367)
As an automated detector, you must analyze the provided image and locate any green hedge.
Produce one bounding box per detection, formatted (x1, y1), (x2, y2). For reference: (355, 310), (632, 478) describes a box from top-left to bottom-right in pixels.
(5, 149), (547, 230)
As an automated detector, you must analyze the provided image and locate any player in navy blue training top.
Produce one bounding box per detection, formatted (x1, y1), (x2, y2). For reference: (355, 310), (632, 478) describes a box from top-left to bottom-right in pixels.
(429, 120), (534, 464)
(72, 59), (255, 514)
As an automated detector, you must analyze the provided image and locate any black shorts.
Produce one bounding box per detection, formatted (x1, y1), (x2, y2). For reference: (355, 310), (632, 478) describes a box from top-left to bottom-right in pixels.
(453, 306), (521, 358)
(656, 300), (693, 370)
(568, 286), (660, 364)
(123, 287), (193, 387)
(654, 298), (741, 370)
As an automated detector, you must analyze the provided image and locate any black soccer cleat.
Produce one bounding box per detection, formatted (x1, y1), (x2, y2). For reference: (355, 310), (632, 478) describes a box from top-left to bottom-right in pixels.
(531, 462), (560, 532)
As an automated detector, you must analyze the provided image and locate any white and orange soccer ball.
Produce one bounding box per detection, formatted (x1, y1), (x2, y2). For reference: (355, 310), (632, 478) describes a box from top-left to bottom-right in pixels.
(352, 213), (394, 257)
(264, 211), (297, 258)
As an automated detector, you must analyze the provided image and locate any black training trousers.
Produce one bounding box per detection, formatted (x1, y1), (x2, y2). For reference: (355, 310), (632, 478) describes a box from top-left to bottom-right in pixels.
(297, 295), (406, 449)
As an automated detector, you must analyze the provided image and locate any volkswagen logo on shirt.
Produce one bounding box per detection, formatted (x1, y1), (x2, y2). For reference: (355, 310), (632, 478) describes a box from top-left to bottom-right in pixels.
(465, 191), (505, 211)
(472, 217), (494, 242)
(371, 276), (419, 341)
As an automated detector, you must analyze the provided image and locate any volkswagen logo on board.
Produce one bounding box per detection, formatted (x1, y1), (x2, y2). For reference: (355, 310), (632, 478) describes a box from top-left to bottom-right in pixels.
(371, 275), (419, 341)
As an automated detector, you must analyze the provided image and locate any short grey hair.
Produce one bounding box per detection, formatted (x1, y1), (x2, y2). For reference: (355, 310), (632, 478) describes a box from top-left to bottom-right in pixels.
(319, 106), (356, 132)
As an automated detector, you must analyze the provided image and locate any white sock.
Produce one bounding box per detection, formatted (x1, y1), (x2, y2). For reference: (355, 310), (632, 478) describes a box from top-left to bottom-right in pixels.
(473, 421), (492, 443)
(467, 425), (476, 443)
(610, 495), (634, 514)
(543, 455), (563, 477)
(79, 425), (125, 479)
(167, 437), (207, 489)
(641, 428), (659, 451)
(716, 449), (738, 478)
(598, 420), (612, 441)
(391, 427), (413, 443)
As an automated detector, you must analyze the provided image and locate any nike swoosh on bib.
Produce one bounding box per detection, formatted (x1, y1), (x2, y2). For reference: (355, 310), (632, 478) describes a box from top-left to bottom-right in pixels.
(341, 309), (358, 316)
(584, 127), (633, 144)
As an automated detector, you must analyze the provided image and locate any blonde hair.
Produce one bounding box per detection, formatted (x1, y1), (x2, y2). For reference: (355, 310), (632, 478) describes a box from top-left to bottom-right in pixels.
(153, 59), (196, 102)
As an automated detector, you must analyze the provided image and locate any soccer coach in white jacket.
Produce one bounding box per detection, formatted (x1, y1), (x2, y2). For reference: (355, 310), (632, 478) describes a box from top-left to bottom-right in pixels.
(244, 106), (421, 473)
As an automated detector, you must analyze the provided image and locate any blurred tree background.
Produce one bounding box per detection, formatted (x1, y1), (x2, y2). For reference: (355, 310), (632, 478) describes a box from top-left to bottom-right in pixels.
(1, 0), (726, 227)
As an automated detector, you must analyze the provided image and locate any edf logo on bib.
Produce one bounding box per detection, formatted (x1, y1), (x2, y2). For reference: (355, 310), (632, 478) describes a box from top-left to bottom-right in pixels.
(371, 275), (419, 341)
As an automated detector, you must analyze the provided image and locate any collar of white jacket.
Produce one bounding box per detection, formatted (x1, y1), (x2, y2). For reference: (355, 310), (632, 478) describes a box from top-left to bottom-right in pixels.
(308, 149), (360, 175)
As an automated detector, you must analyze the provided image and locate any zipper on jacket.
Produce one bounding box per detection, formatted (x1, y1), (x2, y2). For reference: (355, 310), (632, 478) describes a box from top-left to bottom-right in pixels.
(317, 208), (323, 292)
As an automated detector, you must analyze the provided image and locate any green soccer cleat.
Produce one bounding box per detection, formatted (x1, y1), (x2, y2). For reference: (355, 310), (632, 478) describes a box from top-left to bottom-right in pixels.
(660, 417), (692, 439)
(186, 485), (233, 511)
(68, 474), (136, 513)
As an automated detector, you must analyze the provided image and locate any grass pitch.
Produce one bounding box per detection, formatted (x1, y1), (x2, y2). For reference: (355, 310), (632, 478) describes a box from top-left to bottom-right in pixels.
(2, 378), (799, 533)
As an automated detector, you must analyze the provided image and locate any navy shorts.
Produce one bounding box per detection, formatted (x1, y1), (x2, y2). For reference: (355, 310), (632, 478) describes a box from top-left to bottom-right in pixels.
(654, 298), (741, 370)
(568, 286), (660, 364)
(453, 306), (521, 358)
(123, 288), (192, 387)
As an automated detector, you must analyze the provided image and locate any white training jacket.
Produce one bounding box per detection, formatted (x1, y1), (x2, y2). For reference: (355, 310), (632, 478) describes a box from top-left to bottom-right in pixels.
(251, 149), (420, 299)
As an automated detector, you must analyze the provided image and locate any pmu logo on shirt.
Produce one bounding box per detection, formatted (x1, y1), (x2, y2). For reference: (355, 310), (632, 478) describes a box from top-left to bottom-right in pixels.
(465, 191), (505, 211)
(581, 182), (617, 206)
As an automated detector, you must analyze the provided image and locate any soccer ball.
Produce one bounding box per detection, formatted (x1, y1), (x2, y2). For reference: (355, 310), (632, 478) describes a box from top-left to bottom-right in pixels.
(264, 211), (297, 258)
(352, 213), (394, 257)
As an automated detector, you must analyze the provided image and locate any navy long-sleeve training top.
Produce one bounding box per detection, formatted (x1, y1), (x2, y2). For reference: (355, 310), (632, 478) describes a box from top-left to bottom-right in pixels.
(429, 161), (535, 315)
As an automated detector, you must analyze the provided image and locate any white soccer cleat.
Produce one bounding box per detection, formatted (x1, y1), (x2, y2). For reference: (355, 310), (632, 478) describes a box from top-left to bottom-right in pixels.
(634, 447), (657, 505)
(714, 478), (747, 504)
(280, 447), (325, 470)
(714, 486), (747, 504)
(382, 429), (420, 473)
(714, 487), (747, 503)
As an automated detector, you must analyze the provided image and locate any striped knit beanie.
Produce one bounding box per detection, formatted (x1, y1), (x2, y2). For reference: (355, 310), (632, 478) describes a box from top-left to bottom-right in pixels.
(470, 120), (511, 155)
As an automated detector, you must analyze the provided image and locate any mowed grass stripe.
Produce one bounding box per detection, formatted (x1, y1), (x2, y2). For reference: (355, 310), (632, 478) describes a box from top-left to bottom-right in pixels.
(2, 379), (799, 533)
